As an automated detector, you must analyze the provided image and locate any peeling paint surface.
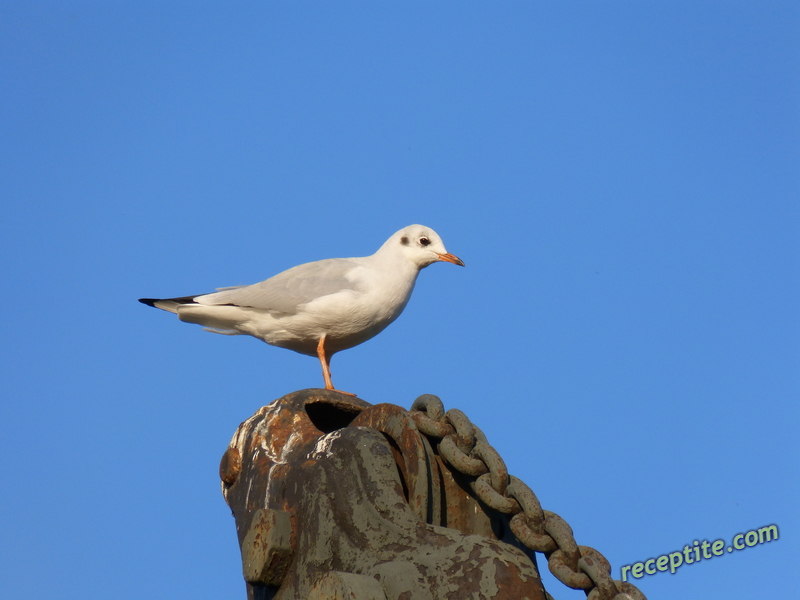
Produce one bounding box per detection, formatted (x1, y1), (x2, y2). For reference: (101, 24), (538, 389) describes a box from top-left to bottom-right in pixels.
(221, 389), (545, 600)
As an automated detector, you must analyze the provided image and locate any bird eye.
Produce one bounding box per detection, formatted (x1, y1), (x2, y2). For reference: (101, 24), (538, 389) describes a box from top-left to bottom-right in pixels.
(419, 237), (430, 246)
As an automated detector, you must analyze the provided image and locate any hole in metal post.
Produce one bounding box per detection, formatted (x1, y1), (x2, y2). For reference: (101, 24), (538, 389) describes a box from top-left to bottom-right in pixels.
(305, 402), (363, 433)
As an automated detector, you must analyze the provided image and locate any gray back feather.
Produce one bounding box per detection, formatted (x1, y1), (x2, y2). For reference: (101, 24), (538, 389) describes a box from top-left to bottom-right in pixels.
(196, 258), (359, 315)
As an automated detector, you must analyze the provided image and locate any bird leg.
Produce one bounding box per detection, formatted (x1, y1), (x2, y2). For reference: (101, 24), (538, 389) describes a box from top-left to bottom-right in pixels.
(316, 335), (356, 396)
(317, 335), (335, 390)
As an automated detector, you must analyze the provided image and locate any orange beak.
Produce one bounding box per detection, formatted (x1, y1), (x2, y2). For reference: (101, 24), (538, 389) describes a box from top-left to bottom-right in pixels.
(437, 252), (465, 267)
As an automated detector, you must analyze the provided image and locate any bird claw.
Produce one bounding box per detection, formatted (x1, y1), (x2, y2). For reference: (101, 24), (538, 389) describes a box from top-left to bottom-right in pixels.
(329, 388), (357, 397)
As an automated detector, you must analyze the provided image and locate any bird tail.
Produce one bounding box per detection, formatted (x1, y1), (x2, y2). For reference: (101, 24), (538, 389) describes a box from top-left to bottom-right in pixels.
(138, 296), (197, 314)
(139, 296), (244, 337)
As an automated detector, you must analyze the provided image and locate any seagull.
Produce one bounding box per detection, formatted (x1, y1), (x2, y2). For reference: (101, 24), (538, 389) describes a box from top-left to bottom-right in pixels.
(139, 225), (464, 393)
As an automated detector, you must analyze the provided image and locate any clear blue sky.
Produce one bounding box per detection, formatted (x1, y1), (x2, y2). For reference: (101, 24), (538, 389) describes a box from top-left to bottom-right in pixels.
(2, 3), (797, 599)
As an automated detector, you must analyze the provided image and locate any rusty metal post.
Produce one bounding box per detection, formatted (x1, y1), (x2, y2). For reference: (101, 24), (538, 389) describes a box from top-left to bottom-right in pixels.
(219, 389), (646, 600)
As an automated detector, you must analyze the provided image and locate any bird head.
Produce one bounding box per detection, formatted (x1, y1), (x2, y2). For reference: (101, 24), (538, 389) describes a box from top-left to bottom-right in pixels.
(385, 225), (465, 269)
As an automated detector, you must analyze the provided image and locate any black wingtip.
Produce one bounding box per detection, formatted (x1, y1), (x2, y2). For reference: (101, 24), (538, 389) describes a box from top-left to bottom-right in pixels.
(138, 298), (159, 307)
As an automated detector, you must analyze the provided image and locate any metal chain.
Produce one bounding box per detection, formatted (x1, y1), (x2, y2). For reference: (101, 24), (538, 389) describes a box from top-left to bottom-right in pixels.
(410, 394), (647, 600)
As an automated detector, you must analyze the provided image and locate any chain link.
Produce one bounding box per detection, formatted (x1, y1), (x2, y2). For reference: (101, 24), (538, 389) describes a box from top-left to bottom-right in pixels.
(410, 394), (455, 438)
(472, 427), (509, 495)
(587, 581), (648, 600)
(410, 394), (647, 600)
(579, 551), (619, 599)
(438, 435), (488, 476)
(471, 473), (520, 513)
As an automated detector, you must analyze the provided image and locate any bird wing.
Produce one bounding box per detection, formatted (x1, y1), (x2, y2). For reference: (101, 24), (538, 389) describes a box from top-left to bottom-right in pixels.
(194, 258), (361, 316)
